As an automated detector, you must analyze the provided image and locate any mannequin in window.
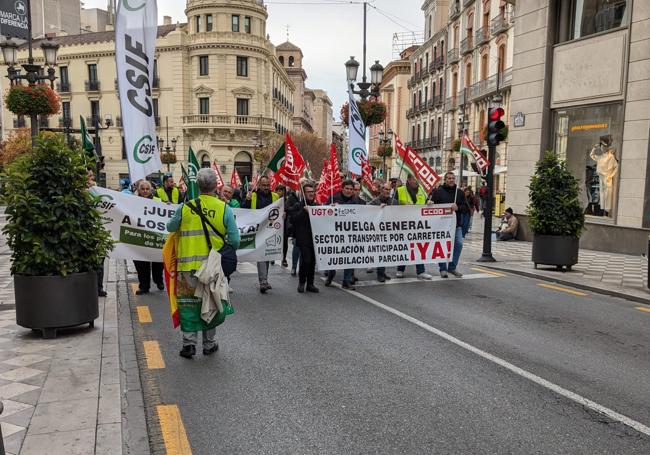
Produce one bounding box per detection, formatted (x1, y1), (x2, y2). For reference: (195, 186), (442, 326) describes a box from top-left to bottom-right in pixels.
(589, 140), (618, 215)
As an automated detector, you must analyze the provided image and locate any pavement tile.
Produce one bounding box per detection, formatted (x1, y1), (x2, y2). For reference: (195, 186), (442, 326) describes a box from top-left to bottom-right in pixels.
(2, 428), (26, 454)
(0, 382), (39, 400)
(0, 367), (44, 382)
(96, 423), (122, 455)
(98, 382), (121, 425)
(20, 372), (47, 388)
(0, 399), (32, 418)
(38, 369), (99, 403)
(0, 406), (35, 428)
(20, 428), (96, 455)
(10, 388), (41, 406)
(27, 397), (98, 435)
(0, 421), (25, 438)
(2, 354), (49, 367)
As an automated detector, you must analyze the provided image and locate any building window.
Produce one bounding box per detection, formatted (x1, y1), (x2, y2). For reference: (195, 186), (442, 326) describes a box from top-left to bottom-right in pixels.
(288, 56), (294, 67)
(199, 55), (209, 76)
(232, 15), (240, 32)
(236, 56), (248, 77)
(244, 16), (251, 33)
(90, 100), (100, 125)
(553, 103), (623, 218)
(423, 122), (427, 140)
(199, 97), (210, 115)
(236, 98), (249, 116)
(557, 0), (628, 43)
(121, 137), (127, 159)
(206, 15), (213, 32)
(279, 56), (284, 66)
(411, 125), (415, 141)
(87, 64), (97, 83)
(152, 98), (159, 126)
(195, 15), (201, 32)
(60, 66), (69, 85)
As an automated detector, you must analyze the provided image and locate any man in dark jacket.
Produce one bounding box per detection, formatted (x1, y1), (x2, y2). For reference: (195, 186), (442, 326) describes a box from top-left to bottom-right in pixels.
(286, 182), (320, 293)
(242, 176), (279, 293)
(369, 182), (398, 282)
(326, 180), (364, 289)
(430, 172), (468, 278)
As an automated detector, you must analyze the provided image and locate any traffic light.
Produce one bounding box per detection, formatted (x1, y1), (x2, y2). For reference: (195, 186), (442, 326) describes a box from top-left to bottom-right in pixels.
(487, 107), (506, 147)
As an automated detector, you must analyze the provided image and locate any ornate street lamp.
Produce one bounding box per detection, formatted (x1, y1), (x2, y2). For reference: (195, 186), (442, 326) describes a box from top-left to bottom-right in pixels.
(158, 117), (177, 172)
(344, 3), (384, 100)
(93, 114), (112, 186)
(0, 35), (60, 141)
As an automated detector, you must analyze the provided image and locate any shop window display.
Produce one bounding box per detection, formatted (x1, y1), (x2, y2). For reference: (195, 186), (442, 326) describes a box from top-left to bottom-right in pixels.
(554, 104), (623, 218)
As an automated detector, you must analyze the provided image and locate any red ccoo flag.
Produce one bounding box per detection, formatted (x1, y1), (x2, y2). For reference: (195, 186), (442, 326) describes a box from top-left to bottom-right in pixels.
(315, 144), (343, 203)
(275, 133), (306, 190)
(212, 161), (225, 190)
(230, 168), (242, 188)
(395, 135), (440, 192)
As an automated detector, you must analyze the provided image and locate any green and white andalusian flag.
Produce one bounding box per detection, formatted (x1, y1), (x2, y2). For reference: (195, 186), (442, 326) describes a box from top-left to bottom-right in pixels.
(186, 147), (200, 200)
(80, 116), (95, 156)
(267, 143), (285, 172)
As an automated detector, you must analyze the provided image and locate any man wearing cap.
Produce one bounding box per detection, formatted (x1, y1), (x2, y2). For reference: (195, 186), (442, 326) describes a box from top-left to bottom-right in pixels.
(496, 208), (518, 241)
(156, 173), (183, 204)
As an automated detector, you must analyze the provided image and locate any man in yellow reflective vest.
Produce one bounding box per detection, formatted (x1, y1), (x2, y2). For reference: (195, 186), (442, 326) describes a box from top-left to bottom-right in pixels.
(156, 172), (183, 204)
(167, 169), (240, 359)
(242, 175), (279, 294)
(395, 174), (434, 280)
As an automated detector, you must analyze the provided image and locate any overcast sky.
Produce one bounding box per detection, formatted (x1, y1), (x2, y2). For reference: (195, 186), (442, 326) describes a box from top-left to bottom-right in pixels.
(82, 0), (423, 121)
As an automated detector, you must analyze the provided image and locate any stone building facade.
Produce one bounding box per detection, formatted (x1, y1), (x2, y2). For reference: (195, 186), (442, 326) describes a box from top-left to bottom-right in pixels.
(312, 89), (333, 143)
(3, 0), (300, 188)
(508, 0), (650, 254)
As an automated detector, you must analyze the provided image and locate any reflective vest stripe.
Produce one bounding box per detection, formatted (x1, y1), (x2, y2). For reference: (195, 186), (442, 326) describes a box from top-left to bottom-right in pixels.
(177, 255), (209, 264)
(177, 195), (227, 272)
(179, 230), (223, 237)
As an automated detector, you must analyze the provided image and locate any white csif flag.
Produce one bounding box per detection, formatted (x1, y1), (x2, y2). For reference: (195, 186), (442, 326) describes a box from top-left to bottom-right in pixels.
(116, 0), (162, 183)
(347, 90), (367, 176)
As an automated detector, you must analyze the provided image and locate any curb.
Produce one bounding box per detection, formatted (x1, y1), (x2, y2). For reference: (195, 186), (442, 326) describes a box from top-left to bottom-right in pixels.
(474, 262), (650, 307)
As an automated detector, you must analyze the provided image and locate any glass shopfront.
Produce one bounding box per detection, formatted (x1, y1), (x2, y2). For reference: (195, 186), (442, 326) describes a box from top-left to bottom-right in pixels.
(554, 103), (623, 219)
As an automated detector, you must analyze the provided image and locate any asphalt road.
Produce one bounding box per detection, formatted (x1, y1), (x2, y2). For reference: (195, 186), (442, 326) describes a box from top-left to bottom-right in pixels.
(134, 260), (650, 454)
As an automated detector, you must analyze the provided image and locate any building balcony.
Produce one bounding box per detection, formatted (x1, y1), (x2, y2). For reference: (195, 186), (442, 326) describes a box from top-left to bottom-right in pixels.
(427, 99), (435, 110)
(13, 117), (25, 128)
(491, 11), (514, 36)
(434, 95), (443, 107)
(85, 80), (100, 92)
(447, 48), (460, 64)
(463, 0), (474, 7)
(467, 67), (513, 101)
(445, 96), (458, 112)
(449, 2), (461, 20)
(38, 116), (49, 128)
(406, 108), (414, 118)
(460, 36), (474, 55)
(431, 136), (441, 147)
(475, 27), (490, 46)
(421, 66), (429, 78)
(434, 55), (445, 70)
(428, 62), (436, 74)
(182, 114), (275, 131)
(56, 81), (70, 93)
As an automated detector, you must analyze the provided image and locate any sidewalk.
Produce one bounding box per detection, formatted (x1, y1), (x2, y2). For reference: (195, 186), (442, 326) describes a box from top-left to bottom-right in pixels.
(0, 253), (149, 453)
(462, 216), (650, 305)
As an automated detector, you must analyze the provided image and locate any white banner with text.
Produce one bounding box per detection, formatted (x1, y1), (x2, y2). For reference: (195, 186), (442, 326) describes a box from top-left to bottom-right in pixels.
(90, 187), (284, 263)
(308, 204), (456, 270)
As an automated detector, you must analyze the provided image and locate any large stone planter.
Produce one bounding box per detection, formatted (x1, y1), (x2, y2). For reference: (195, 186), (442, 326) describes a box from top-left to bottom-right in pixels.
(14, 271), (99, 339)
(532, 235), (579, 271)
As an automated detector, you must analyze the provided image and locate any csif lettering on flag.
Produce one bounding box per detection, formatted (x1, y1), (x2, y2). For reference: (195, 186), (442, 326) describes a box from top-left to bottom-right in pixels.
(347, 90), (367, 176)
(115, 0), (162, 183)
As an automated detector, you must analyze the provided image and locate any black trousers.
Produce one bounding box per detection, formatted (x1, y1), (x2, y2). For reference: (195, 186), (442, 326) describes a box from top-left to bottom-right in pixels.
(282, 229), (289, 261)
(134, 261), (164, 291)
(298, 243), (316, 285)
(96, 259), (105, 291)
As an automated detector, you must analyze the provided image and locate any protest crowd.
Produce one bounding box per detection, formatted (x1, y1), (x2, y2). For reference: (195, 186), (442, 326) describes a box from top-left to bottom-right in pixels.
(96, 131), (514, 359)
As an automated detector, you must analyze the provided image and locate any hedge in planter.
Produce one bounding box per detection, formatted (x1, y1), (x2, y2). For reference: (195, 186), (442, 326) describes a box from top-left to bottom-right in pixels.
(2, 132), (113, 336)
(527, 151), (585, 270)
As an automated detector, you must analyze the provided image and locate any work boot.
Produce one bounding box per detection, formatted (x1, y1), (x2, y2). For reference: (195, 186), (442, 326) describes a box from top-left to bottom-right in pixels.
(179, 345), (196, 359)
(135, 289), (149, 295)
(377, 275), (386, 283)
(291, 268), (297, 276)
(342, 282), (356, 291)
(395, 271), (404, 278)
(282, 259), (288, 267)
(324, 275), (333, 286)
(297, 283), (305, 293)
(203, 344), (218, 356)
(306, 284), (319, 293)
(156, 282), (165, 291)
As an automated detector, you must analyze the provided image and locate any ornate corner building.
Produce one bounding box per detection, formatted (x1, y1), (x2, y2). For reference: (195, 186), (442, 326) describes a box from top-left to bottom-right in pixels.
(2, 0), (332, 189)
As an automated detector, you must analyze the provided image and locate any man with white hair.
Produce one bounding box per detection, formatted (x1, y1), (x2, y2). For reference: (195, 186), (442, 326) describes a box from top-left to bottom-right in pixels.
(167, 168), (241, 359)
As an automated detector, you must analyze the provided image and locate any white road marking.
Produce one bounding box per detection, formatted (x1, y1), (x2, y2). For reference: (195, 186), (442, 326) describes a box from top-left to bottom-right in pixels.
(342, 287), (650, 437)
(235, 262), (258, 274)
(320, 272), (497, 287)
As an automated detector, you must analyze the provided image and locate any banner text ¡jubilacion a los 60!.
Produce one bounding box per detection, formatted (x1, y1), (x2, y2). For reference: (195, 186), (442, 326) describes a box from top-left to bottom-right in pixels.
(307, 204), (457, 270)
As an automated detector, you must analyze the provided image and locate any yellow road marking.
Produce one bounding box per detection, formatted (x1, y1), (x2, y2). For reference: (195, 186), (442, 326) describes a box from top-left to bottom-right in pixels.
(157, 405), (192, 455)
(143, 341), (165, 369)
(635, 307), (650, 314)
(471, 267), (506, 277)
(537, 283), (587, 297)
(137, 306), (152, 323)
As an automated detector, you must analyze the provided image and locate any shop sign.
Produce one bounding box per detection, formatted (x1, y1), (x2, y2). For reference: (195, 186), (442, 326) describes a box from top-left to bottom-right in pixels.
(570, 122), (609, 133)
(0, 0), (29, 41)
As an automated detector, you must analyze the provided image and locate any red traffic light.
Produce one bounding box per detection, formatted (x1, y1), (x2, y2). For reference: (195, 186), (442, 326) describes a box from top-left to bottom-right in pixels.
(489, 107), (504, 121)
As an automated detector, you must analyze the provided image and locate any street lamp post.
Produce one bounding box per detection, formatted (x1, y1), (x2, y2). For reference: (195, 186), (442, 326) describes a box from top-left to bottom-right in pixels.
(378, 128), (393, 178)
(344, 2), (384, 100)
(92, 114), (112, 187)
(252, 114), (267, 174)
(157, 116), (177, 172)
(0, 1), (59, 143)
(457, 87), (470, 185)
